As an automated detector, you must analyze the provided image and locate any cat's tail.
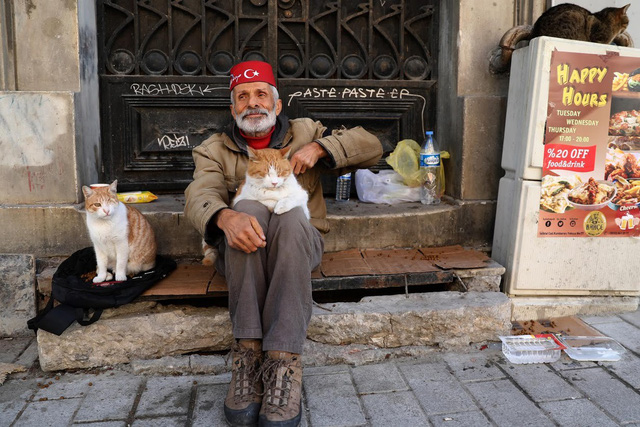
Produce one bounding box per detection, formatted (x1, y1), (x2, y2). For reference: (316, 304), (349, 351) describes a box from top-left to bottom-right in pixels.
(489, 25), (533, 74)
(202, 239), (218, 266)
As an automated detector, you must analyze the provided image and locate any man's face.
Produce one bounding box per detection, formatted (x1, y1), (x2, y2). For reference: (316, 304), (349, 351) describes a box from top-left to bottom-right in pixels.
(230, 82), (283, 135)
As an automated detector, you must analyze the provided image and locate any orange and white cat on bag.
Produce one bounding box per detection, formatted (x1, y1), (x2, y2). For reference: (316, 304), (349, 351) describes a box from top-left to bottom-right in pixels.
(82, 180), (157, 284)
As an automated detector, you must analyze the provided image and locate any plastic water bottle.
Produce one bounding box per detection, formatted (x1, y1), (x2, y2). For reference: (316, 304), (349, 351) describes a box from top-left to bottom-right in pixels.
(335, 172), (352, 202)
(419, 131), (441, 205)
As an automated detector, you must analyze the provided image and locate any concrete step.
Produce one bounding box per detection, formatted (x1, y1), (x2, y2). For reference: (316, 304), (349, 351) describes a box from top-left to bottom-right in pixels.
(35, 291), (512, 371)
(2, 195), (496, 258)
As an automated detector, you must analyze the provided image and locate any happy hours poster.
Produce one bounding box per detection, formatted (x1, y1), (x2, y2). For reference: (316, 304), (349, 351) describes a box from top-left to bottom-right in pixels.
(539, 49), (640, 237)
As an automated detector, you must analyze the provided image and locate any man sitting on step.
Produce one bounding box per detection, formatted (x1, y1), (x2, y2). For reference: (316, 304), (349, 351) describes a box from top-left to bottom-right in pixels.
(184, 60), (382, 426)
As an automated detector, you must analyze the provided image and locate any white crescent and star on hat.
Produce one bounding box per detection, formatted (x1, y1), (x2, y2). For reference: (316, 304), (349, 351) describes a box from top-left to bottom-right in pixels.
(231, 69), (259, 81)
(228, 62), (275, 90)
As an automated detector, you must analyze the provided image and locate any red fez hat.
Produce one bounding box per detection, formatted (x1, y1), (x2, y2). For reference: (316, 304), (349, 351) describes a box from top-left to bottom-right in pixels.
(229, 61), (277, 91)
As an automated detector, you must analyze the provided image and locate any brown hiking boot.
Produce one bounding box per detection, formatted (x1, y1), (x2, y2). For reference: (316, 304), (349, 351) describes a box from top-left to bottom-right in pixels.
(258, 351), (303, 427)
(224, 340), (263, 426)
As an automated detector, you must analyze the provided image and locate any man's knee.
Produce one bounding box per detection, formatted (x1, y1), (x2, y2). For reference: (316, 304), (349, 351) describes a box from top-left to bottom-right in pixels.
(233, 200), (271, 219)
(269, 207), (308, 234)
(267, 208), (321, 257)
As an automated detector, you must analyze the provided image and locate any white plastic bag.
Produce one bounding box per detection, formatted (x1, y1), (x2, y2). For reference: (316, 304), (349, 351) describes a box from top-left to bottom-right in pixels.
(355, 169), (421, 204)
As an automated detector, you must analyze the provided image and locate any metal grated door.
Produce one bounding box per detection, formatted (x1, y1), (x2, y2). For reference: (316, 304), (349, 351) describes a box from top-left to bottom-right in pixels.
(97, 0), (438, 192)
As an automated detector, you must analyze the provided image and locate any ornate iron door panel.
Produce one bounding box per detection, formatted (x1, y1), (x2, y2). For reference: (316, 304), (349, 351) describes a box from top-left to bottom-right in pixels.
(100, 76), (231, 190)
(279, 80), (433, 157)
(97, 0), (437, 192)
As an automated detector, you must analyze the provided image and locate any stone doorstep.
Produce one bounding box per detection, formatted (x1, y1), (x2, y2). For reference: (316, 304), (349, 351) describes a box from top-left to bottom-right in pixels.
(36, 291), (513, 372)
(31, 247), (507, 372)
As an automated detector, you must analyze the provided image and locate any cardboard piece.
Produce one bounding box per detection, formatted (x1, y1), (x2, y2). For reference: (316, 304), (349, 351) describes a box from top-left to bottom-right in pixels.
(0, 363), (27, 385)
(320, 249), (372, 276)
(207, 271), (228, 294)
(322, 249), (364, 261)
(419, 245), (465, 261)
(511, 316), (602, 337)
(141, 264), (214, 297)
(320, 250), (373, 277)
(364, 249), (426, 260)
(433, 250), (490, 269)
(138, 247), (497, 297)
(363, 249), (439, 274)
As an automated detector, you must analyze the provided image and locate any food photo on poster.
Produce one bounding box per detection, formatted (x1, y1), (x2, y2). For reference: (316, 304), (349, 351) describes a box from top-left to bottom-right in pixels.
(538, 51), (640, 237)
(605, 64), (640, 231)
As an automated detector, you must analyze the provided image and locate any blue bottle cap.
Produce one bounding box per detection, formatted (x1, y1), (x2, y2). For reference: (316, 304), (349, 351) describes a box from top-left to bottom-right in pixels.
(425, 131), (434, 136)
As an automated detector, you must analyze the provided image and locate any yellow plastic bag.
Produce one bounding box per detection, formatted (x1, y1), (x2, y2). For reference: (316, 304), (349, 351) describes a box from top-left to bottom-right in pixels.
(386, 139), (449, 195)
(385, 139), (423, 187)
(117, 191), (158, 203)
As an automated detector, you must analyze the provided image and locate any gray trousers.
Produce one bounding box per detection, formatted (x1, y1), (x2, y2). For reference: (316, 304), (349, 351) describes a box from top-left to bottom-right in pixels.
(216, 200), (324, 354)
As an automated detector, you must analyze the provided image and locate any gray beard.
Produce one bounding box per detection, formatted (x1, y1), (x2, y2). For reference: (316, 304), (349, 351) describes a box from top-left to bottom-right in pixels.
(235, 106), (277, 135)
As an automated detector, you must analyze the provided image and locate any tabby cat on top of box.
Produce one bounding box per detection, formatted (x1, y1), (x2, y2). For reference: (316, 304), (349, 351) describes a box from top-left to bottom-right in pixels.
(490, 3), (631, 74)
(531, 3), (630, 44)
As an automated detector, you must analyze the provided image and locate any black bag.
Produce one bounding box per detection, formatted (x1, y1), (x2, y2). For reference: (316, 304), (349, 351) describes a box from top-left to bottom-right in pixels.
(28, 247), (177, 335)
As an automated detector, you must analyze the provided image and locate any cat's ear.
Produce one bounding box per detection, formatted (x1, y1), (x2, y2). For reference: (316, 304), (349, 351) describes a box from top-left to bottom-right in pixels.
(622, 4), (630, 14)
(247, 147), (259, 160)
(280, 146), (292, 159)
(82, 186), (93, 198)
(109, 180), (118, 193)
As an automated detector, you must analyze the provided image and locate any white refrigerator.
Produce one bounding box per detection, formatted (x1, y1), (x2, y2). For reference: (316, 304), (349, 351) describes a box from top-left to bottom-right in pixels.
(493, 37), (640, 297)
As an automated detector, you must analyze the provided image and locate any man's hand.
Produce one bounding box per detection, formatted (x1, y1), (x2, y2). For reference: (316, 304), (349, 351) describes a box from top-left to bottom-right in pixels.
(216, 209), (266, 253)
(290, 142), (327, 175)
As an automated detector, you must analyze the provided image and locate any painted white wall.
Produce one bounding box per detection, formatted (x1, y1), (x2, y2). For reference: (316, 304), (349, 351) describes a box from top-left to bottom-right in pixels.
(552, 1), (640, 45)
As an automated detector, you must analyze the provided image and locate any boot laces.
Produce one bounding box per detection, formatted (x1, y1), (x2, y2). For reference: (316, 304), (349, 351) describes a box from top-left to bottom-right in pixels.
(260, 358), (299, 414)
(227, 344), (261, 403)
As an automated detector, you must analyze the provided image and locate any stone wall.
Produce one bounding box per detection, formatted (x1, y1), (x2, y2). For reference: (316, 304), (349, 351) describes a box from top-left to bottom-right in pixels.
(0, 0), (100, 336)
(0, 0), (99, 205)
(438, 0), (514, 201)
(0, 92), (78, 203)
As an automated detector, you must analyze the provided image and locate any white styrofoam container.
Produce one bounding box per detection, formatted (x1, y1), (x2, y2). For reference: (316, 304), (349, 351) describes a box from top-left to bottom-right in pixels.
(559, 335), (626, 361)
(500, 335), (563, 364)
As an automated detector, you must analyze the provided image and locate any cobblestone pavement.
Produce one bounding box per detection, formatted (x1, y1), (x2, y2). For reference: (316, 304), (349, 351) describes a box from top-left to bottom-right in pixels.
(2, 309), (640, 426)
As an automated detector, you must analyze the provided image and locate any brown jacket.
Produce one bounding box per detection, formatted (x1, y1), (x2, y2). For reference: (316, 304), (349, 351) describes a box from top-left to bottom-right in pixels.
(184, 116), (382, 243)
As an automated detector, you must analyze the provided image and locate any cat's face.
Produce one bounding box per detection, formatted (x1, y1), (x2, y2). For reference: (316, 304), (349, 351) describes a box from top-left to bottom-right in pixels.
(246, 147), (292, 189)
(605, 4), (630, 30)
(619, 5), (630, 29)
(82, 180), (119, 218)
